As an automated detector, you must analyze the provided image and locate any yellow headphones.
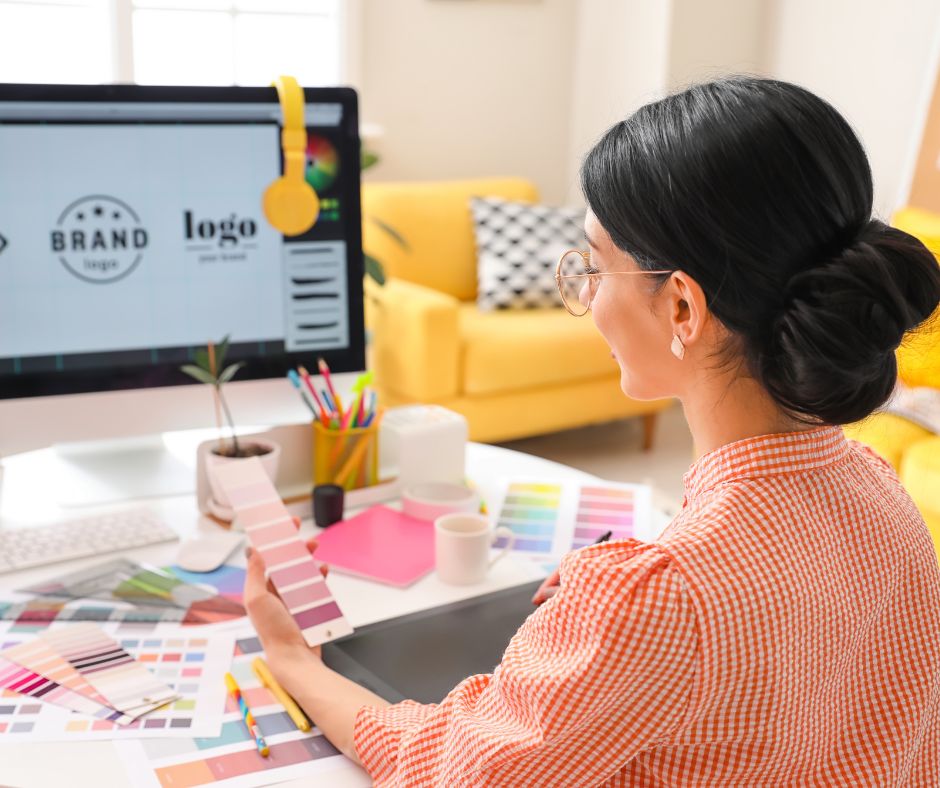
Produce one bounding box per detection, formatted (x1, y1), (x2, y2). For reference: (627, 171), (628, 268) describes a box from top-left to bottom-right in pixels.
(263, 75), (320, 236)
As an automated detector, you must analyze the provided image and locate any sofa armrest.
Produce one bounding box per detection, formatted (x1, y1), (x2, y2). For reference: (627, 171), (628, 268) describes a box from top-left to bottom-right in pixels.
(365, 277), (460, 401)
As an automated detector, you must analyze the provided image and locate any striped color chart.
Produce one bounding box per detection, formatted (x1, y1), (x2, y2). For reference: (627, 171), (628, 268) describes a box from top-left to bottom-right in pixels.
(495, 482), (563, 554)
(212, 459), (353, 648)
(570, 485), (639, 549)
(40, 624), (178, 719)
(0, 655), (121, 721)
(0, 634), (126, 721)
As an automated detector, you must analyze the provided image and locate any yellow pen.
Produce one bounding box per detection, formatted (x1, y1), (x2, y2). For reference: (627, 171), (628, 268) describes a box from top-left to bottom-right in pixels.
(252, 657), (311, 733)
(224, 672), (270, 757)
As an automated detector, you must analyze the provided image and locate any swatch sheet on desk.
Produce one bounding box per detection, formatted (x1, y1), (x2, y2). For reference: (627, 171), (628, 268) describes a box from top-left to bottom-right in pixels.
(492, 478), (654, 561)
(116, 624), (371, 788)
(0, 621), (232, 741)
(212, 458), (353, 647)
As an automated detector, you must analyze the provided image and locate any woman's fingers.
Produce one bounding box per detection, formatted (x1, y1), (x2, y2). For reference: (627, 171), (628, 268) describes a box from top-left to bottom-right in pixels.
(532, 569), (561, 606)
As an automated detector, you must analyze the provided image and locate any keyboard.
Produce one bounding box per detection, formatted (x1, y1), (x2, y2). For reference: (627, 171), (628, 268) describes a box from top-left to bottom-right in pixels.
(0, 508), (179, 574)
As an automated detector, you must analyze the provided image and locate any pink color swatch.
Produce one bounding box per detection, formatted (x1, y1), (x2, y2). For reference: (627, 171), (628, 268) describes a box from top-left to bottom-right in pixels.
(211, 458), (353, 647)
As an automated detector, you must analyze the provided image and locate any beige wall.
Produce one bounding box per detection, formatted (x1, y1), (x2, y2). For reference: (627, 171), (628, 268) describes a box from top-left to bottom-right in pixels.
(760, 0), (940, 216)
(566, 0), (672, 205)
(356, 0), (578, 204)
(355, 0), (940, 216)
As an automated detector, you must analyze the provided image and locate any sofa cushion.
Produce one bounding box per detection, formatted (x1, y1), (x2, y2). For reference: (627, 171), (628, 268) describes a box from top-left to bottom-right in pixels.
(459, 303), (619, 396)
(470, 197), (583, 311)
(361, 178), (539, 302)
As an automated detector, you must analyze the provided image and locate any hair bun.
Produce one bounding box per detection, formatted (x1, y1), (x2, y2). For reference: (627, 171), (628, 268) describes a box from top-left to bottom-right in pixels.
(761, 220), (940, 424)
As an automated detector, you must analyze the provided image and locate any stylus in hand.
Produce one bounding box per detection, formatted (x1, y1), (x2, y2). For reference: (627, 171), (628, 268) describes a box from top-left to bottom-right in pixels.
(531, 530), (613, 606)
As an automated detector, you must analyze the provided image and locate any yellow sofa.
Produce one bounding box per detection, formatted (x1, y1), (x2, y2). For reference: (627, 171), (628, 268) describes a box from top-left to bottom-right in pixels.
(361, 178), (672, 445)
(844, 206), (940, 555)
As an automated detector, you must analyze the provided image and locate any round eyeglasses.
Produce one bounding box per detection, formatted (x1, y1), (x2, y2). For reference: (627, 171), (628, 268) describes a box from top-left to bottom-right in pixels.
(554, 250), (672, 316)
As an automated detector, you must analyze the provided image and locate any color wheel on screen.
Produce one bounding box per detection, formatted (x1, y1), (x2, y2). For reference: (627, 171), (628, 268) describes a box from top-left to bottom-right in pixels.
(305, 135), (339, 193)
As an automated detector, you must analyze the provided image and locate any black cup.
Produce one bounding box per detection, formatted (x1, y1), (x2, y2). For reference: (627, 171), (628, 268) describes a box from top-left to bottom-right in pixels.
(313, 484), (345, 527)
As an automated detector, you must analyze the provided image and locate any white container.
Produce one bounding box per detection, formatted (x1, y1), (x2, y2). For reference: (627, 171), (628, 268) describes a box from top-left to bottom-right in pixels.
(380, 405), (467, 487)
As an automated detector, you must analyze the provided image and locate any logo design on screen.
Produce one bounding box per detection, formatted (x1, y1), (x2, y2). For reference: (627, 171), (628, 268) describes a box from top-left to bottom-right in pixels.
(51, 195), (148, 284)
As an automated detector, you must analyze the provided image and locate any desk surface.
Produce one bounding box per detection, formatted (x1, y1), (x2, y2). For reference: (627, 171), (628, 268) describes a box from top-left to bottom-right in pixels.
(0, 440), (672, 788)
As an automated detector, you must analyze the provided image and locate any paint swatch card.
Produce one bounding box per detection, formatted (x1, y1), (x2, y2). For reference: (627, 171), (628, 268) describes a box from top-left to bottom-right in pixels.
(493, 478), (653, 560)
(0, 655), (121, 721)
(212, 458), (353, 647)
(40, 623), (178, 719)
(0, 634), (125, 720)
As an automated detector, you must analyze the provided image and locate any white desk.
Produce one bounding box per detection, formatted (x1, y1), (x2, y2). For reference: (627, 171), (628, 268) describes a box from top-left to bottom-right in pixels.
(0, 442), (671, 788)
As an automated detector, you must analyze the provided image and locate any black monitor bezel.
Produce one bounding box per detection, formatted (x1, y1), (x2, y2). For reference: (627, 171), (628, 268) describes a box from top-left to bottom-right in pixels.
(0, 82), (366, 400)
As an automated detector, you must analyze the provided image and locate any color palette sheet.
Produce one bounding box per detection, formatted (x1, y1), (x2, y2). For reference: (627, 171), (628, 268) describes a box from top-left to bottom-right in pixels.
(212, 459), (353, 647)
(0, 622), (233, 741)
(493, 478), (654, 560)
(116, 625), (370, 788)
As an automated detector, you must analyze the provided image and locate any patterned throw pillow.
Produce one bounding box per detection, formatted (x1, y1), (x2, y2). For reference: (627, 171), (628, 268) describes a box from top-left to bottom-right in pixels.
(471, 196), (584, 311)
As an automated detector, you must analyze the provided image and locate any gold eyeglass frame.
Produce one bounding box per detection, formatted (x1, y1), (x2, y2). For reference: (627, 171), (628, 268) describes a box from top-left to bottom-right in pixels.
(554, 249), (672, 316)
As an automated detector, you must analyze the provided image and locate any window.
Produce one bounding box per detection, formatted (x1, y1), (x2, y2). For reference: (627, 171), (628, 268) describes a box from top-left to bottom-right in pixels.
(0, 0), (343, 86)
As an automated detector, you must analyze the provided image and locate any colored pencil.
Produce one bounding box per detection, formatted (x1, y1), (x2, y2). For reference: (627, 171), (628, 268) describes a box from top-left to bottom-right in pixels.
(318, 357), (344, 415)
(297, 366), (330, 426)
(225, 672), (269, 757)
(251, 657), (310, 732)
(287, 370), (318, 418)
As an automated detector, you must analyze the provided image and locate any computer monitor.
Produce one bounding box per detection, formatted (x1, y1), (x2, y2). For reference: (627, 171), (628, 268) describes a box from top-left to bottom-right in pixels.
(0, 83), (366, 499)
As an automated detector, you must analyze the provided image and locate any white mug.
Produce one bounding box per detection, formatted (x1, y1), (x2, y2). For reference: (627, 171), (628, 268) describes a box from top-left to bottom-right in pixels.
(434, 513), (516, 585)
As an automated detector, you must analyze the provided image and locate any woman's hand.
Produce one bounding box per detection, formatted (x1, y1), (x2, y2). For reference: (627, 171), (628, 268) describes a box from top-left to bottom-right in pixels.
(243, 518), (329, 661)
(532, 567), (560, 606)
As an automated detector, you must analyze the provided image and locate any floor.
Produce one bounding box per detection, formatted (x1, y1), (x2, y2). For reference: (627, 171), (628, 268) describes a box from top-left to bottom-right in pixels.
(496, 402), (694, 519)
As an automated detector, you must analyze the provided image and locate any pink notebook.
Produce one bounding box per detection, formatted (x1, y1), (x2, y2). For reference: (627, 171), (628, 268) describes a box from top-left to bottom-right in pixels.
(313, 505), (436, 587)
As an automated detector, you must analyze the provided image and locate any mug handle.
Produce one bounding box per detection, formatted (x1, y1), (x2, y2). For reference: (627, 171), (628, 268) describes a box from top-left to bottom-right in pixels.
(488, 526), (516, 568)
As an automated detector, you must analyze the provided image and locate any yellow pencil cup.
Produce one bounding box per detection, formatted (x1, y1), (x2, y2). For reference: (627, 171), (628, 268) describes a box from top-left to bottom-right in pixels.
(313, 420), (380, 491)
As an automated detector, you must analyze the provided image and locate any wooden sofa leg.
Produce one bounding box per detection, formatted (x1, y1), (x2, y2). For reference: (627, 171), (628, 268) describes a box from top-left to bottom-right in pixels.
(642, 412), (658, 452)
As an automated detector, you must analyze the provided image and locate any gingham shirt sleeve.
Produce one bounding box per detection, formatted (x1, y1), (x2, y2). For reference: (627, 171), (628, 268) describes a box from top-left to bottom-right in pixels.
(353, 541), (699, 786)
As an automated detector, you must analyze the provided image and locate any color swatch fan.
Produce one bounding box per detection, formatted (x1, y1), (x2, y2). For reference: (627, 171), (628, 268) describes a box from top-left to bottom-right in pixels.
(211, 458), (353, 647)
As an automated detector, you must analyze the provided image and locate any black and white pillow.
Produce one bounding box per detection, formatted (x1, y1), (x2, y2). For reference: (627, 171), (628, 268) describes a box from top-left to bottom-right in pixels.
(471, 196), (584, 311)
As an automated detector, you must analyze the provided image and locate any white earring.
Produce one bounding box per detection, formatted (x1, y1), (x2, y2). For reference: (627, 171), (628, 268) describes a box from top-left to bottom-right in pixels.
(670, 334), (686, 360)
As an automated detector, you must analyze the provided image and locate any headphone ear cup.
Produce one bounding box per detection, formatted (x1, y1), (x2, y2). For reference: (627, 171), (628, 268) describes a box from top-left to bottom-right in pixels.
(265, 75), (320, 236)
(263, 176), (320, 236)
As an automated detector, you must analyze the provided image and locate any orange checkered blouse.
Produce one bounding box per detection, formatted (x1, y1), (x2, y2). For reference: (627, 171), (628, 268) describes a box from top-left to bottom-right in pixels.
(354, 427), (940, 785)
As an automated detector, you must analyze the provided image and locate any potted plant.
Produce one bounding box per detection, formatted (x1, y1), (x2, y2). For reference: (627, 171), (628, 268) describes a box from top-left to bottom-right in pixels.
(181, 336), (281, 522)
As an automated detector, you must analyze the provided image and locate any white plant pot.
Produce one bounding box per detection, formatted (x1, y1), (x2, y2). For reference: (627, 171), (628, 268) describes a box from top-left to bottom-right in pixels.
(204, 439), (281, 525)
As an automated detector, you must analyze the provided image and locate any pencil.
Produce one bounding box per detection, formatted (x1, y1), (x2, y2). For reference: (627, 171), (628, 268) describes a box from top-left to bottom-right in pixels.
(297, 365), (330, 427)
(287, 370), (319, 418)
(224, 672), (269, 757)
(251, 657), (311, 732)
(318, 357), (344, 415)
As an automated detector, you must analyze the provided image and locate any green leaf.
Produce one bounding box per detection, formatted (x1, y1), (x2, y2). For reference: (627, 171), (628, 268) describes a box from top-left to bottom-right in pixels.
(360, 149), (379, 171)
(194, 349), (210, 372)
(364, 255), (386, 285)
(217, 361), (245, 385)
(216, 335), (231, 370)
(180, 364), (217, 385)
(370, 216), (409, 251)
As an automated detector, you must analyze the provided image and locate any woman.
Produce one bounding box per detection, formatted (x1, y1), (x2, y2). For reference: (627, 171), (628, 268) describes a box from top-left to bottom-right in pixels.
(245, 77), (940, 785)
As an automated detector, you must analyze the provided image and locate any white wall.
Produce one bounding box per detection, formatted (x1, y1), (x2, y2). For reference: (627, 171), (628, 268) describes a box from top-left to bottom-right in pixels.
(354, 0), (940, 216)
(356, 0), (578, 204)
(762, 0), (940, 216)
(566, 0), (672, 205)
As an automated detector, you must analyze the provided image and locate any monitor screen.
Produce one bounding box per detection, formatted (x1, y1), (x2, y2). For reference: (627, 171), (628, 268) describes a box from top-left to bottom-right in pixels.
(0, 83), (365, 400)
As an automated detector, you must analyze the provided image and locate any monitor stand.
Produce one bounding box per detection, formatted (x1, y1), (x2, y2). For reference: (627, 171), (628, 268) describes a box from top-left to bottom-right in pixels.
(52, 434), (197, 506)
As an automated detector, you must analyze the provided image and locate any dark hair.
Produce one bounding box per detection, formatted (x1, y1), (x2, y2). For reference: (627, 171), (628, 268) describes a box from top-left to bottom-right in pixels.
(580, 76), (940, 425)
